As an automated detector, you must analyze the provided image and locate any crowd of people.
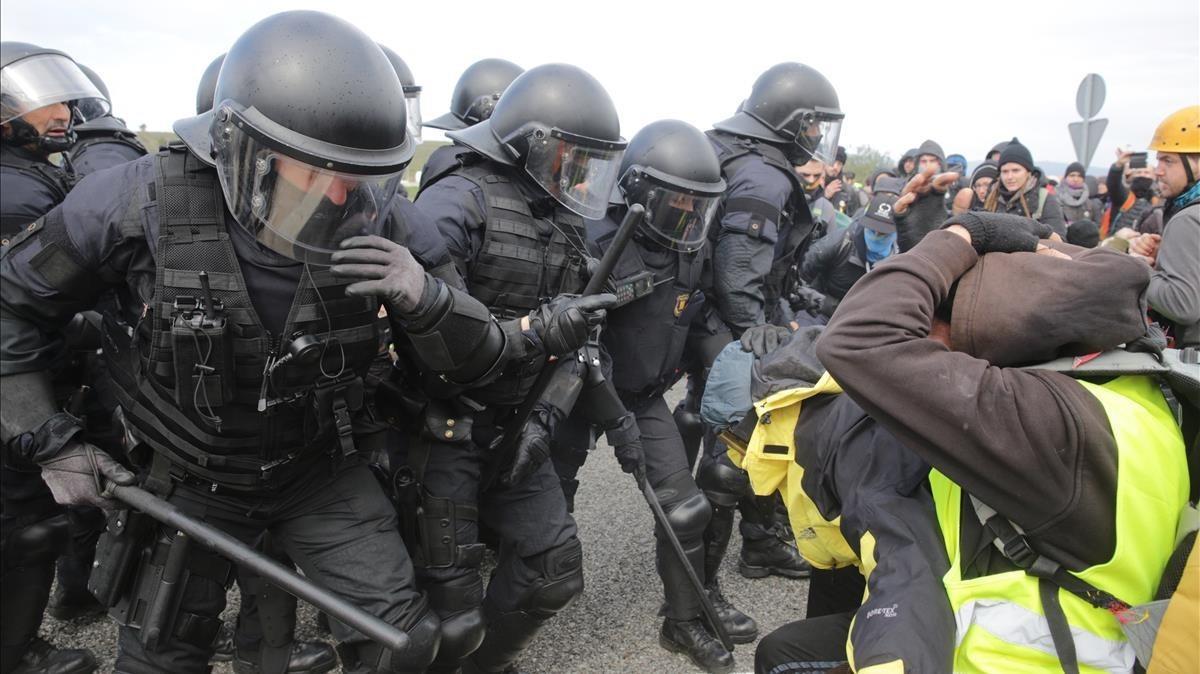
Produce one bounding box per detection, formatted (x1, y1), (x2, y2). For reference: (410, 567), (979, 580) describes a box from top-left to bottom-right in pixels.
(1, 9), (1197, 674)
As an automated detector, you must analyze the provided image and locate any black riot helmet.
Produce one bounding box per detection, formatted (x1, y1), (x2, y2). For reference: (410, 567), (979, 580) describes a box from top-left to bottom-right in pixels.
(75, 63), (112, 121)
(714, 62), (843, 165)
(202, 11), (414, 265)
(425, 58), (524, 131)
(378, 45), (423, 144)
(195, 53), (224, 115)
(615, 120), (725, 253)
(1, 41), (109, 152)
(450, 63), (627, 220)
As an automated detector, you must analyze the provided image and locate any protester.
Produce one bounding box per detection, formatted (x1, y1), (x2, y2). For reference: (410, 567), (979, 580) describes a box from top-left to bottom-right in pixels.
(1127, 105), (1200, 347)
(951, 159), (998, 214)
(1058, 161), (1103, 223)
(982, 137), (1067, 236)
(1105, 147), (1163, 237)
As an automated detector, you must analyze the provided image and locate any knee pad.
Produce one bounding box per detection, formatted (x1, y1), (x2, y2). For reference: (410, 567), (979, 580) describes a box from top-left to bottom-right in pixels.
(342, 610), (441, 674)
(433, 606), (485, 664)
(2, 513), (69, 569)
(672, 405), (704, 440)
(657, 473), (711, 542)
(697, 454), (750, 508)
(516, 538), (584, 617)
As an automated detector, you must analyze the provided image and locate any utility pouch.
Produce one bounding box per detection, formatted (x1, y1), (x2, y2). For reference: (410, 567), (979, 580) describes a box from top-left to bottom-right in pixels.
(309, 373), (364, 457)
(89, 508), (153, 609)
(170, 296), (234, 415)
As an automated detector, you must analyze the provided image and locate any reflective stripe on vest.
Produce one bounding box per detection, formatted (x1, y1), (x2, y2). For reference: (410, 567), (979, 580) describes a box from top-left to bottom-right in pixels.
(730, 372), (859, 570)
(929, 375), (1187, 673)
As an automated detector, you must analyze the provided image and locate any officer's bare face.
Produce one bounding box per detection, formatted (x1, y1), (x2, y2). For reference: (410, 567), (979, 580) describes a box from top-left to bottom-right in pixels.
(274, 156), (356, 206)
(999, 164), (1029, 192)
(19, 101), (71, 137)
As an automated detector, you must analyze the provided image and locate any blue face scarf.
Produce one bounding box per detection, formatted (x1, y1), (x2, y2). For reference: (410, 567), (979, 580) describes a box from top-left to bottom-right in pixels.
(1174, 180), (1200, 209)
(863, 227), (897, 264)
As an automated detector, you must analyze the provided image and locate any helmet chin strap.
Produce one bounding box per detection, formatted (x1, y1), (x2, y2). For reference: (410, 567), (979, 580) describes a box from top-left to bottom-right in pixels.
(5, 115), (77, 155)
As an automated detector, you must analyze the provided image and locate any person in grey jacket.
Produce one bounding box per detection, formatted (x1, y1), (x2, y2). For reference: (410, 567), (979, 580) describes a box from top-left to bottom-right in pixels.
(1128, 106), (1200, 347)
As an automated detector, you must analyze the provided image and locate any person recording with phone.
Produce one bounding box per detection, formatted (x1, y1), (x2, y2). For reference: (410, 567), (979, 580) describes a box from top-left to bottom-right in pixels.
(1105, 146), (1163, 237)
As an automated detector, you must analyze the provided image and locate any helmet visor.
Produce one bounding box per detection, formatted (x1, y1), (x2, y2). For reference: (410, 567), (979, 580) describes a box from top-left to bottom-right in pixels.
(1, 53), (109, 124)
(796, 116), (842, 165)
(624, 172), (720, 252)
(214, 121), (402, 265)
(523, 129), (625, 219)
(404, 92), (422, 145)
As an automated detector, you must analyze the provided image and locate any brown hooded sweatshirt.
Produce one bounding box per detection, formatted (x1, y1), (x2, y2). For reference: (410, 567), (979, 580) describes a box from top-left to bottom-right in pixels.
(818, 229), (1151, 571)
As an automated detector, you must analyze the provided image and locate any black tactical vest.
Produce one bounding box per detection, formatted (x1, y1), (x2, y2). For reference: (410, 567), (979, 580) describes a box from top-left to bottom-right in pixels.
(596, 215), (706, 404)
(67, 127), (148, 178)
(421, 153), (591, 406)
(706, 131), (814, 320)
(0, 144), (74, 236)
(103, 144), (382, 490)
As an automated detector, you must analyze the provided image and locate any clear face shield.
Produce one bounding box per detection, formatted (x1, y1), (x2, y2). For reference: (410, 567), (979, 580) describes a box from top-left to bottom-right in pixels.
(404, 86), (422, 145)
(1, 53), (109, 124)
(519, 128), (626, 220)
(792, 113), (843, 165)
(212, 112), (403, 265)
(621, 169), (721, 252)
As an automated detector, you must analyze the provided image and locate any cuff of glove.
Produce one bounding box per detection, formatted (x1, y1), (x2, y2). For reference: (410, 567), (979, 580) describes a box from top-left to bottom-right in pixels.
(602, 413), (639, 446)
(14, 412), (85, 464)
(392, 273), (438, 319)
(941, 212), (1039, 255)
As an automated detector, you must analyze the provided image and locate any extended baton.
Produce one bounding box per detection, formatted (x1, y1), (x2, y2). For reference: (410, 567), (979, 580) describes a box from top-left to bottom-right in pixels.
(108, 484), (409, 652)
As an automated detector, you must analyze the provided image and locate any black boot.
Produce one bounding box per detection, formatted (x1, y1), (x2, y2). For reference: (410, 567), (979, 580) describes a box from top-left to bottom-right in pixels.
(463, 601), (545, 674)
(705, 579), (757, 644)
(45, 585), (104, 622)
(8, 637), (96, 674)
(231, 641), (338, 674)
(738, 535), (811, 579)
(659, 618), (734, 674)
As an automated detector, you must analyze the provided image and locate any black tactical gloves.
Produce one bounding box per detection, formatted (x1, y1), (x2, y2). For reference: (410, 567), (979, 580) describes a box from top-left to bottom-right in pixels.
(527, 294), (617, 358)
(739, 324), (793, 358)
(39, 441), (135, 509)
(331, 235), (430, 313)
(942, 212), (1053, 256)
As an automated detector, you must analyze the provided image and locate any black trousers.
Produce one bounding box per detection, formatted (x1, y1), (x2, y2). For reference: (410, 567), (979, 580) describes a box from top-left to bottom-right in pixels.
(754, 566), (865, 674)
(115, 456), (426, 674)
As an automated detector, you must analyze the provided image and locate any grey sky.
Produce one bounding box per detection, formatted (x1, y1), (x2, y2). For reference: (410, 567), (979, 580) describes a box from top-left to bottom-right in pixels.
(4, 0), (1197, 170)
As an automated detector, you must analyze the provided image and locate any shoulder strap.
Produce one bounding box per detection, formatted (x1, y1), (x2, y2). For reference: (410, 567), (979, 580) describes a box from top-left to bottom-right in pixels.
(1033, 188), (1048, 220)
(0, 148), (73, 202)
(416, 146), (484, 196)
(968, 494), (1130, 674)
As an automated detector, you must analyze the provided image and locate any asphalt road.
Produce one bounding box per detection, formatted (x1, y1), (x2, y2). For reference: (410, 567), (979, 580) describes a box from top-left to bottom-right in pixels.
(44, 384), (809, 673)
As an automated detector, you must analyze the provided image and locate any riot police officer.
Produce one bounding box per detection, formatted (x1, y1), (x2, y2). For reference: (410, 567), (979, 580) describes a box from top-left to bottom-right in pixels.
(553, 120), (759, 673)
(413, 63), (623, 673)
(1, 42), (107, 236)
(66, 64), (148, 177)
(0, 11), (528, 672)
(420, 58), (524, 189)
(681, 63), (848, 591)
(378, 46), (423, 146)
(1, 40), (111, 674)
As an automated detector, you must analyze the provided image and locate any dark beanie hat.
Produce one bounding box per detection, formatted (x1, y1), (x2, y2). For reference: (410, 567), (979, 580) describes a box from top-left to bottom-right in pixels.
(970, 159), (999, 185)
(1067, 219), (1100, 248)
(1065, 161), (1086, 177)
(998, 137), (1034, 172)
(835, 146), (847, 164)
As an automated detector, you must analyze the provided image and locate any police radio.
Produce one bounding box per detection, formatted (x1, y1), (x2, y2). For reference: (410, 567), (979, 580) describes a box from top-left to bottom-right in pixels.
(170, 271), (234, 429)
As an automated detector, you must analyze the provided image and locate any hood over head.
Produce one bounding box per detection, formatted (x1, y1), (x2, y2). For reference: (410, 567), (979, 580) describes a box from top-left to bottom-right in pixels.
(948, 235), (1149, 366)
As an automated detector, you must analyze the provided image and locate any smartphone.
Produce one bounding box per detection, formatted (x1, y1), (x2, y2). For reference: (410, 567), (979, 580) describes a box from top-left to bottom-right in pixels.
(1130, 152), (1148, 169)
